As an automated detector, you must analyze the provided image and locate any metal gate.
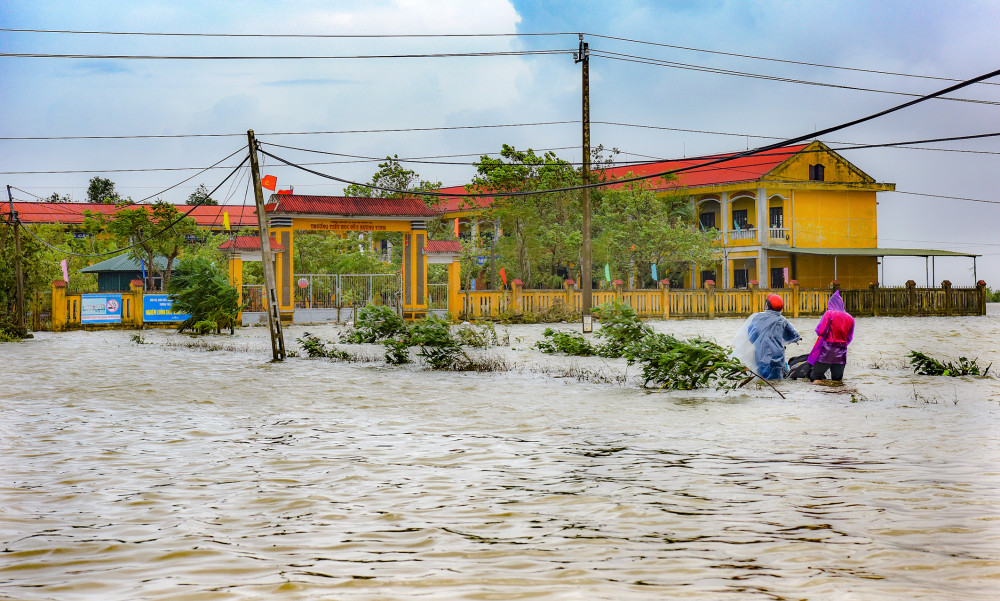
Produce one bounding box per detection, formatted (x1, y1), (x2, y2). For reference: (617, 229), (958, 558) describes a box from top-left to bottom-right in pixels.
(294, 273), (402, 322)
(427, 283), (448, 315)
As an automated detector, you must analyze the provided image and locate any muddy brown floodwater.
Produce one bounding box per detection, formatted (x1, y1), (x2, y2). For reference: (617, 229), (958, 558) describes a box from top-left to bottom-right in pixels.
(3, 307), (1000, 600)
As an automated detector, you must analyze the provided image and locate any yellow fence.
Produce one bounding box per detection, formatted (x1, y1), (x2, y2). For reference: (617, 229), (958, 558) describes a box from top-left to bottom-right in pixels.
(459, 282), (987, 320)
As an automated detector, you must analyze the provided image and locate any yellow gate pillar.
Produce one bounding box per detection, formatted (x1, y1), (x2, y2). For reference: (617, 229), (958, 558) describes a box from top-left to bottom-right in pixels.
(228, 254), (244, 322)
(52, 280), (67, 332)
(269, 220), (295, 324)
(402, 224), (428, 320)
(447, 258), (461, 319)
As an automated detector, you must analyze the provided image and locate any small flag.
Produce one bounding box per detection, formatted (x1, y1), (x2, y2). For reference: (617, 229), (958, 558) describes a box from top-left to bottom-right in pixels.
(604, 263), (611, 282)
(60, 259), (69, 282)
(500, 267), (507, 287)
(222, 211), (231, 231)
(651, 263), (658, 282)
(261, 175), (277, 191)
(453, 218), (460, 238)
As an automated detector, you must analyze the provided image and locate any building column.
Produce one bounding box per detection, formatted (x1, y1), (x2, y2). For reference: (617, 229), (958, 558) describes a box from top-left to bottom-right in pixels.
(402, 221), (428, 320)
(447, 258), (461, 319)
(758, 247), (769, 287)
(720, 191), (730, 244)
(756, 187), (767, 245)
(268, 220), (294, 324)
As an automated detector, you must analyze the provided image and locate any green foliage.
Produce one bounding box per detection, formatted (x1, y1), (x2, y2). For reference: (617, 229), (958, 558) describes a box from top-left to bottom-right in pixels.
(293, 231), (399, 275)
(909, 351), (990, 377)
(407, 314), (464, 369)
(87, 176), (127, 204)
(624, 334), (749, 390)
(186, 183), (218, 206)
(382, 337), (411, 364)
(987, 287), (1000, 303)
(0, 318), (28, 342)
(535, 328), (596, 356)
(166, 256), (242, 334)
(343, 303), (407, 343)
(454, 321), (508, 348)
(594, 177), (717, 288)
(297, 332), (331, 357)
(593, 300), (653, 358)
(470, 145), (581, 289)
(89, 201), (199, 289)
(130, 333), (146, 344)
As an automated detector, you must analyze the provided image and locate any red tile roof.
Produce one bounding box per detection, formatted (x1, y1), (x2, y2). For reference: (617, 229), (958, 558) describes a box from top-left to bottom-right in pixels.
(425, 240), (462, 253)
(265, 195), (437, 218)
(3, 202), (259, 228)
(432, 144), (809, 213)
(217, 236), (284, 252)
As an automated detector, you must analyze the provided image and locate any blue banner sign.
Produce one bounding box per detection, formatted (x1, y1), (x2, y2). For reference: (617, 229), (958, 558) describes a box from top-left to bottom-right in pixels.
(142, 294), (190, 323)
(81, 293), (122, 323)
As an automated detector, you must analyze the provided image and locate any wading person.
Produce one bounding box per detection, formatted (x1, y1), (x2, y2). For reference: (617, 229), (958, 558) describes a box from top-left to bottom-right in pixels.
(808, 290), (855, 382)
(734, 294), (801, 380)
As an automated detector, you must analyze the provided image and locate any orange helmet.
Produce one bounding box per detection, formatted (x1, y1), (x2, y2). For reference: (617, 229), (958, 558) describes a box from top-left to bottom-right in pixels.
(766, 294), (784, 311)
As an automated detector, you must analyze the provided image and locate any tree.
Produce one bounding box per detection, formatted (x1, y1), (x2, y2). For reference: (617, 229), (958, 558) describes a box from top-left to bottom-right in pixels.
(470, 145), (581, 288)
(87, 176), (124, 204)
(343, 155), (440, 200)
(166, 256), (242, 334)
(90, 201), (200, 289)
(48, 192), (72, 202)
(594, 176), (717, 288)
(186, 183), (217, 206)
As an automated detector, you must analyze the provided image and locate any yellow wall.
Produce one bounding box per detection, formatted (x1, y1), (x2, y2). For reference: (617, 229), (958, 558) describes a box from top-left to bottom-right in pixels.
(790, 189), (877, 248)
(793, 255), (877, 289)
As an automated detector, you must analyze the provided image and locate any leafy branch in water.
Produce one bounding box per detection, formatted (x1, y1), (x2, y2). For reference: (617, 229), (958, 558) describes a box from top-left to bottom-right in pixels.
(908, 351), (990, 377)
(535, 328), (596, 356)
(342, 304), (407, 343)
(624, 334), (750, 390)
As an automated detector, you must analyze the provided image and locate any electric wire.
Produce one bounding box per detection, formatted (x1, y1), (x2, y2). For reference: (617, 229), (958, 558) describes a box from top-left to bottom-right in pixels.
(133, 146), (245, 203)
(584, 32), (1000, 87)
(591, 50), (1000, 106)
(0, 50), (573, 60)
(0, 121), (578, 141)
(0, 28), (571, 39)
(17, 155), (250, 258)
(889, 190), (1000, 205)
(255, 65), (1000, 198)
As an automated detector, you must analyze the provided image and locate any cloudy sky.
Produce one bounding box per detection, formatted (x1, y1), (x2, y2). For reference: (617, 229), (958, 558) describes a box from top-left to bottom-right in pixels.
(2, 0), (998, 285)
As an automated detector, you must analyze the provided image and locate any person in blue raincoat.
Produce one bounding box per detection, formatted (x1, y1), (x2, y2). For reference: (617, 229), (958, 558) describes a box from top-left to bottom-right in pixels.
(741, 294), (801, 379)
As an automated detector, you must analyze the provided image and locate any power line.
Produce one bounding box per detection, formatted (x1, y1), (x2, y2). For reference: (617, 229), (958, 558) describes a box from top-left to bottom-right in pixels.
(889, 190), (1000, 205)
(0, 28), (572, 39)
(15, 155), (250, 258)
(591, 49), (1000, 106)
(584, 32), (1000, 88)
(0, 121), (578, 141)
(0, 49), (572, 60)
(255, 65), (1000, 198)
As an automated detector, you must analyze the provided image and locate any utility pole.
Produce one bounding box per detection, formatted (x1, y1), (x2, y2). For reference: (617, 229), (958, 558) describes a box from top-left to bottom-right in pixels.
(7, 186), (25, 331)
(575, 34), (593, 324)
(246, 130), (286, 361)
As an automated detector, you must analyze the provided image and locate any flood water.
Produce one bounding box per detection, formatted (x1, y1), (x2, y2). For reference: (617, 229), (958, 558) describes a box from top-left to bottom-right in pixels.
(3, 307), (1000, 600)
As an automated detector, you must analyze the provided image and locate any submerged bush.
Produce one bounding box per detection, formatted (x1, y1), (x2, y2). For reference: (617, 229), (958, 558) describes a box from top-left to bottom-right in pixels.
(593, 300), (652, 358)
(455, 321), (508, 348)
(343, 303), (407, 343)
(408, 314), (464, 369)
(909, 351), (990, 377)
(535, 328), (596, 356)
(0, 319), (28, 342)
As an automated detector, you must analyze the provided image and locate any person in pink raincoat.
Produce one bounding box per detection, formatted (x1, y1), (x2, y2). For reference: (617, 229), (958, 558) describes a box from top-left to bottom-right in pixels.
(809, 290), (855, 381)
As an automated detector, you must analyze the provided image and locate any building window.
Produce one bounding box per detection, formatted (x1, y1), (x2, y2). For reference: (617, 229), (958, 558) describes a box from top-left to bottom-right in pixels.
(734, 269), (749, 289)
(699, 211), (716, 230)
(809, 164), (825, 181)
(769, 206), (784, 228)
(732, 209), (749, 230)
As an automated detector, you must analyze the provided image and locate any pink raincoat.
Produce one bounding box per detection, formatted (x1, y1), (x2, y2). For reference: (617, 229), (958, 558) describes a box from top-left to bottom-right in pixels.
(807, 290), (854, 365)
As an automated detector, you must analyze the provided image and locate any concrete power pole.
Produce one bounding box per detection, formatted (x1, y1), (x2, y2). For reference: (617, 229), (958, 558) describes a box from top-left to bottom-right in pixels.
(7, 186), (25, 331)
(246, 130), (286, 361)
(575, 34), (593, 324)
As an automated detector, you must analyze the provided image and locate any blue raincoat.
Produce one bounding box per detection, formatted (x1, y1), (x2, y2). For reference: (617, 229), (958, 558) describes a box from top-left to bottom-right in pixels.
(745, 309), (801, 379)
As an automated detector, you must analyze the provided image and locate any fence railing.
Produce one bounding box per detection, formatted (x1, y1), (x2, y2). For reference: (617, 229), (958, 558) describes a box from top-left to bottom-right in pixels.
(427, 283), (449, 311)
(460, 281), (987, 320)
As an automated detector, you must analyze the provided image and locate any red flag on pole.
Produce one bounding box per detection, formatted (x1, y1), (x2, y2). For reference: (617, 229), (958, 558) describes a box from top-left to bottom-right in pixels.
(261, 175), (277, 191)
(500, 267), (507, 287)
